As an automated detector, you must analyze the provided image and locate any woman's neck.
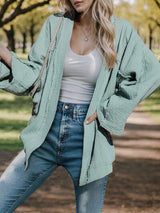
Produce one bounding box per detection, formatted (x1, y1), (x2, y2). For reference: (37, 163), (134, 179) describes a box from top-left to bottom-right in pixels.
(74, 10), (92, 27)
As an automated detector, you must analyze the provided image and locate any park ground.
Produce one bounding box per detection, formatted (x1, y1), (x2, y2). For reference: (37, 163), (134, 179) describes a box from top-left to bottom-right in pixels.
(0, 95), (160, 212)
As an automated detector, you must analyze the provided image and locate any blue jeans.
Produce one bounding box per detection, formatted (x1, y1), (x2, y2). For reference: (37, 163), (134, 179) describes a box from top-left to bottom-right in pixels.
(0, 100), (108, 213)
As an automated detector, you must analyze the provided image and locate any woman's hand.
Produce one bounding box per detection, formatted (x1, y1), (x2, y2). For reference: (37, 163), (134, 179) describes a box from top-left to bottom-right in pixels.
(85, 111), (97, 124)
(85, 111), (111, 137)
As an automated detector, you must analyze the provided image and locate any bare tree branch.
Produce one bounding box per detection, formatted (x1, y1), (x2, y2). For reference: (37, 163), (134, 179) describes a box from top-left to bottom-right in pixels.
(153, 0), (160, 9)
(0, 0), (50, 27)
(21, 1), (50, 14)
(0, 0), (17, 20)
(149, 17), (160, 28)
(16, 0), (25, 10)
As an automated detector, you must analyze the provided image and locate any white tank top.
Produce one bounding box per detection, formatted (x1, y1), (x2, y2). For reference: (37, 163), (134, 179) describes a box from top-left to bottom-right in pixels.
(58, 44), (103, 104)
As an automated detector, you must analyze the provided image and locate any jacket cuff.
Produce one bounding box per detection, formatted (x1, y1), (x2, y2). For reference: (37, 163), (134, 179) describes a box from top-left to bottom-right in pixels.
(0, 52), (30, 94)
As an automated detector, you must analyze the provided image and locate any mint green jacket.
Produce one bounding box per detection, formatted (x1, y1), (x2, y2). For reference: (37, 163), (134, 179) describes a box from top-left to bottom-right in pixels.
(0, 12), (160, 186)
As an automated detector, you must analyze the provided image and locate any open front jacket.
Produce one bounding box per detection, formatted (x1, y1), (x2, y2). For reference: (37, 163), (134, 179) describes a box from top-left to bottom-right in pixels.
(0, 12), (160, 186)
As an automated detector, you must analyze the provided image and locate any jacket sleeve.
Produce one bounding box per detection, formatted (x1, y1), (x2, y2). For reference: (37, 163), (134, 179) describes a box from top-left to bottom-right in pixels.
(0, 15), (51, 96)
(96, 22), (160, 136)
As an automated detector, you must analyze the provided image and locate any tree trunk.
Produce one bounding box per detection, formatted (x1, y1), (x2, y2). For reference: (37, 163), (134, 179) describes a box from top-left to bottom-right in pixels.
(22, 32), (27, 54)
(3, 24), (15, 52)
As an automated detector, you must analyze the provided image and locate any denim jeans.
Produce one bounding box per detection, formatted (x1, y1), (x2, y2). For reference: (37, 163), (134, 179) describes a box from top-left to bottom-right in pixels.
(0, 100), (108, 213)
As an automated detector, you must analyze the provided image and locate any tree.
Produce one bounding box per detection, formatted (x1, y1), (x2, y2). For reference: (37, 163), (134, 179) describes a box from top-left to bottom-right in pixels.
(0, 0), (55, 51)
(114, 0), (160, 50)
(149, 0), (160, 28)
(0, 0), (50, 28)
(15, 9), (52, 53)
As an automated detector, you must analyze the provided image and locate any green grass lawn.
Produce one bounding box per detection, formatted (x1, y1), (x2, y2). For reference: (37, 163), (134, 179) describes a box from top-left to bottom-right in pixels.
(0, 89), (33, 151)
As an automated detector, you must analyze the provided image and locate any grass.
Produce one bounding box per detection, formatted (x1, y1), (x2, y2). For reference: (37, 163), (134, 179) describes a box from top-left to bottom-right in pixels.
(0, 88), (32, 151)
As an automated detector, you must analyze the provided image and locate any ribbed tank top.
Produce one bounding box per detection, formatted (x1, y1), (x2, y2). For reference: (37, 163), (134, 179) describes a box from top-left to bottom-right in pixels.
(58, 44), (103, 104)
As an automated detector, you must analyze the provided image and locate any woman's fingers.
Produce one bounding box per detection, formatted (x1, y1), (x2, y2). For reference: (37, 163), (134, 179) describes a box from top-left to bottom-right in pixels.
(85, 112), (97, 124)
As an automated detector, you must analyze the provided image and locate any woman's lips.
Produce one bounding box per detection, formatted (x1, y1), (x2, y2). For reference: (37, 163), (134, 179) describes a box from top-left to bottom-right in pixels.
(74, 1), (82, 6)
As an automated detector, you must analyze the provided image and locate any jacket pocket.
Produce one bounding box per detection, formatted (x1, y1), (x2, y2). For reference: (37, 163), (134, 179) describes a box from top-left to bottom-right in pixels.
(116, 69), (138, 99)
(95, 117), (113, 146)
(92, 118), (115, 165)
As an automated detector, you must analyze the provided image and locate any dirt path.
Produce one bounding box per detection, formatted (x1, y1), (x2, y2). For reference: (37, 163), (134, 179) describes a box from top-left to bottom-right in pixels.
(0, 104), (160, 213)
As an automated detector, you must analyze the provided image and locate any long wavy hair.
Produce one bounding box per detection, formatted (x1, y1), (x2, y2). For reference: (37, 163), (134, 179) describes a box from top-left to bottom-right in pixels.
(57, 0), (117, 69)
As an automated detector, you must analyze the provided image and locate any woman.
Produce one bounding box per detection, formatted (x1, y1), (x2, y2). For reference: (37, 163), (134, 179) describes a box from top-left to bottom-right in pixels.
(0, 0), (160, 212)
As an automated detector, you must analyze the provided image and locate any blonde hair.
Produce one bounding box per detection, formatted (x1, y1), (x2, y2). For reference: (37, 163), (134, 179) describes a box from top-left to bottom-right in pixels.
(57, 0), (117, 69)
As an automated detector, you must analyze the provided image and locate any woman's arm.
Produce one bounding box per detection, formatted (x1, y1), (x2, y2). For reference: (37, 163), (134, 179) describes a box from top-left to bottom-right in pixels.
(0, 42), (12, 68)
(96, 22), (160, 136)
(0, 15), (52, 96)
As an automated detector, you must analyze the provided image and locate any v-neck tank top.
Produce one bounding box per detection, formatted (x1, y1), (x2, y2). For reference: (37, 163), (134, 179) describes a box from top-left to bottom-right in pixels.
(58, 44), (104, 104)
